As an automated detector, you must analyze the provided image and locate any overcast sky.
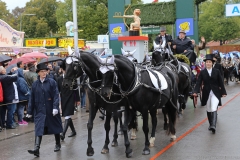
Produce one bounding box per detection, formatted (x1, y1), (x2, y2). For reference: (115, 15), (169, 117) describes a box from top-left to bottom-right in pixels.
(3, 0), (172, 11)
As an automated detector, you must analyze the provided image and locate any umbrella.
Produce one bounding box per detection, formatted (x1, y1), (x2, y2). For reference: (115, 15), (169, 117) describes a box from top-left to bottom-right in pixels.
(21, 52), (48, 59)
(0, 54), (12, 63)
(6, 64), (17, 74)
(38, 56), (64, 64)
(8, 57), (36, 65)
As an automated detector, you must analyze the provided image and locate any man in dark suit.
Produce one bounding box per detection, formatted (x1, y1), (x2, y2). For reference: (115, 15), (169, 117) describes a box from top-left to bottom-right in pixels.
(154, 26), (173, 51)
(172, 30), (195, 65)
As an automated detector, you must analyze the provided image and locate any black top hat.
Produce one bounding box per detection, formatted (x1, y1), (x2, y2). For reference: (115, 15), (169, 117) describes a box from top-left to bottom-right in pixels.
(36, 63), (49, 73)
(203, 54), (215, 62)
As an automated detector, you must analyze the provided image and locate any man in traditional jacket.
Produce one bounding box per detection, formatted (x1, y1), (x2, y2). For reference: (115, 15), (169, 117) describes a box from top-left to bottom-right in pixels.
(27, 63), (63, 157)
(57, 62), (80, 141)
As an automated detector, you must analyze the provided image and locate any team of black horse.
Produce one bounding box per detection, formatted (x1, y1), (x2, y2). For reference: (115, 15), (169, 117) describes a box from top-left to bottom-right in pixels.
(61, 48), (192, 158)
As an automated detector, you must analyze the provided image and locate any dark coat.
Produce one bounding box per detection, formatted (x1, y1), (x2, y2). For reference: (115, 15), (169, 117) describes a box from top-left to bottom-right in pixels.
(155, 34), (173, 48)
(194, 68), (227, 106)
(0, 71), (18, 103)
(57, 75), (80, 117)
(28, 76), (62, 136)
(172, 36), (193, 54)
(16, 69), (30, 101)
(213, 63), (224, 79)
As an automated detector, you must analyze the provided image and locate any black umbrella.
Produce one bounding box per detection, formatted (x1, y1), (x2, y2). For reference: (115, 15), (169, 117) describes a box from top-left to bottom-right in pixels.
(6, 64), (17, 74)
(0, 54), (12, 63)
(38, 56), (64, 64)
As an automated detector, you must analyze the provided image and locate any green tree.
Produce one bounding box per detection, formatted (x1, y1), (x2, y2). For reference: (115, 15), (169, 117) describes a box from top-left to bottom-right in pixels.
(10, 7), (25, 31)
(22, 0), (59, 37)
(0, 0), (13, 26)
(199, 0), (240, 44)
(56, 0), (143, 40)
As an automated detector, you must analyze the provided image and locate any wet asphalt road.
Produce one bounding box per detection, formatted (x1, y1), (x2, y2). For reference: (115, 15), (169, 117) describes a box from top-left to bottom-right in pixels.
(0, 82), (240, 160)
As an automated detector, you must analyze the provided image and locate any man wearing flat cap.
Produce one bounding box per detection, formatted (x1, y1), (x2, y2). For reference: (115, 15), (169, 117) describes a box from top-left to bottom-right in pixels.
(172, 30), (195, 65)
(155, 26), (173, 51)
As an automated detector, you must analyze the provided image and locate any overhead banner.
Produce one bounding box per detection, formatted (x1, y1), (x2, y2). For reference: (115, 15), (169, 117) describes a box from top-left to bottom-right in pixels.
(25, 38), (57, 47)
(0, 19), (24, 47)
(176, 18), (194, 36)
(58, 38), (85, 48)
(226, 4), (240, 17)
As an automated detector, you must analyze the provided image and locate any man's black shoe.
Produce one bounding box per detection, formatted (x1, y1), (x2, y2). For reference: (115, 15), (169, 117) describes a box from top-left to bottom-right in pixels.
(6, 126), (16, 129)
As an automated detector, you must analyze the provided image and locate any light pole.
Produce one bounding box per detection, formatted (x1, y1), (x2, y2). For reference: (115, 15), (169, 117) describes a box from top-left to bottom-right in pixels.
(20, 14), (36, 31)
(72, 0), (79, 56)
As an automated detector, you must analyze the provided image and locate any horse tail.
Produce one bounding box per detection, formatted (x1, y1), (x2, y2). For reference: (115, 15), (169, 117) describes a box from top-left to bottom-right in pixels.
(166, 71), (178, 136)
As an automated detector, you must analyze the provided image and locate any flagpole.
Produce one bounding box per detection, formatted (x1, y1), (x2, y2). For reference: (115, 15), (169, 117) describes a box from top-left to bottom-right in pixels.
(72, 0), (79, 56)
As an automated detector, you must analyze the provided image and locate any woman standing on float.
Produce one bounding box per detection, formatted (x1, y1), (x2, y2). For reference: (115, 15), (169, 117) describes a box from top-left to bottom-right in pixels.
(193, 54), (227, 134)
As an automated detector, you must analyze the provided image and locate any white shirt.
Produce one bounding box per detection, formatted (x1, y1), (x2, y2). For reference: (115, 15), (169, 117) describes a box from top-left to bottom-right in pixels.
(40, 78), (45, 83)
(207, 68), (213, 94)
(207, 68), (212, 77)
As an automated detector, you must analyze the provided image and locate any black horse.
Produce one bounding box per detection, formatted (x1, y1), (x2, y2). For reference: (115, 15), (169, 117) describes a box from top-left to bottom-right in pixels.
(99, 55), (178, 155)
(152, 49), (191, 115)
(63, 52), (134, 157)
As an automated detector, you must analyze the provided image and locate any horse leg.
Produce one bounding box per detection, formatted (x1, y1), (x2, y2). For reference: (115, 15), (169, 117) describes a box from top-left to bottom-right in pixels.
(101, 111), (111, 154)
(149, 109), (157, 148)
(178, 100), (183, 116)
(111, 111), (119, 147)
(142, 111), (150, 155)
(122, 107), (132, 158)
(130, 111), (138, 140)
(165, 102), (177, 142)
(86, 93), (97, 156)
(162, 107), (168, 130)
(118, 112), (124, 135)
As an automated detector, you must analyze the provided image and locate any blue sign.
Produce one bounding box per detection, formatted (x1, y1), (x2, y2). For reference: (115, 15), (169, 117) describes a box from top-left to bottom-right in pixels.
(226, 4), (240, 17)
(176, 18), (194, 36)
(109, 23), (125, 40)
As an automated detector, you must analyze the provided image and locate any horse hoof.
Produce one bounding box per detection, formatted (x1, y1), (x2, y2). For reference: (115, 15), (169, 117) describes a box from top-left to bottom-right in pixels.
(178, 113), (183, 117)
(86, 148), (94, 156)
(118, 130), (123, 135)
(163, 123), (168, 130)
(111, 141), (118, 147)
(130, 135), (136, 140)
(170, 135), (177, 142)
(126, 151), (133, 158)
(142, 149), (150, 155)
(149, 137), (155, 147)
(101, 148), (109, 154)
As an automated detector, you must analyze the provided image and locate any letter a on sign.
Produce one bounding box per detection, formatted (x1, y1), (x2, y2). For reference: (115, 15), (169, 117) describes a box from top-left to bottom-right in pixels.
(232, 6), (240, 14)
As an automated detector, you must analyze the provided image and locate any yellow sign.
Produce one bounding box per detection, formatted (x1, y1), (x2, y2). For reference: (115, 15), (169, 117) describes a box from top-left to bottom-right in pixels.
(58, 38), (85, 48)
(58, 38), (74, 48)
(179, 22), (190, 32)
(25, 38), (57, 47)
(112, 26), (122, 34)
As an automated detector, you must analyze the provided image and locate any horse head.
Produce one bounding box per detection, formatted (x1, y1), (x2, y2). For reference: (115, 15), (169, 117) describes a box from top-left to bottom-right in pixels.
(96, 56), (116, 98)
(151, 41), (168, 66)
(98, 55), (135, 98)
(63, 55), (84, 88)
(121, 48), (137, 63)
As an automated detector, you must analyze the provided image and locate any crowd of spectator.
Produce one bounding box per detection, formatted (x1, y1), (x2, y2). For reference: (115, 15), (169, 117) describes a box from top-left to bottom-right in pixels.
(0, 60), (87, 133)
